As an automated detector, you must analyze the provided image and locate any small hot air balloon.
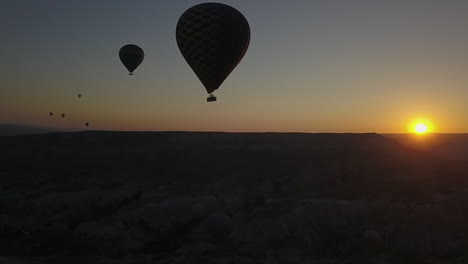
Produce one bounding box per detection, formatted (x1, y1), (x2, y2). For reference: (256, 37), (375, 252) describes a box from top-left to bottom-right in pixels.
(176, 3), (250, 102)
(61, 114), (65, 118)
(85, 122), (89, 127)
(119, 44), (144, 75)
(78, 94), (82, 98)
(49, 112), (53, 117)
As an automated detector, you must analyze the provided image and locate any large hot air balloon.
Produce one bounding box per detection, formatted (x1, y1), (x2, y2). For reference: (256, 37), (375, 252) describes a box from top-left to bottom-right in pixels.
(176, 3), (250, 102)
(119, 44), (144, 75)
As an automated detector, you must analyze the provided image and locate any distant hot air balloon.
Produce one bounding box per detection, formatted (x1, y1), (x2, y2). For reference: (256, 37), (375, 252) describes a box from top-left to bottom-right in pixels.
(85, 122), (89, 127)
(176, 3), (250, 102)
(49, 112), (53, 117)
(119, 44), (144, 75)
(61, 114), (65, 118)
(78, 94), (82, 98)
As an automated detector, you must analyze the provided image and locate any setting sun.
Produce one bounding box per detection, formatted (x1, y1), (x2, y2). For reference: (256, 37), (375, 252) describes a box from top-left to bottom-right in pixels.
(408, 118), (435, 135)
(414, 123), (428, 134)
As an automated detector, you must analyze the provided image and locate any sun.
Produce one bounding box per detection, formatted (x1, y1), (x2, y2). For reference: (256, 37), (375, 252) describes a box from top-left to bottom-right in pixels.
(408, 118), (434, 135)
(414, 123), (428, 134)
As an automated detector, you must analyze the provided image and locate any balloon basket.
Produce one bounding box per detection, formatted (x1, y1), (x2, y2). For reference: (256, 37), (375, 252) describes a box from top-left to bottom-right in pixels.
(207, 95), (217, 102)
(129, 72), (133, 76)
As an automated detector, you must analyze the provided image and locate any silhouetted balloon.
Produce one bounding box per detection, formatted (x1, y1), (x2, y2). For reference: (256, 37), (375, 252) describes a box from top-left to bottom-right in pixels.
(78, 94), (82, 98)
(61, 114), (65, 118)
(49, 112), (53, 116)
(176, 3), (250, 101)
(119, 44), (144, 75)
(85, 122), (89, 127)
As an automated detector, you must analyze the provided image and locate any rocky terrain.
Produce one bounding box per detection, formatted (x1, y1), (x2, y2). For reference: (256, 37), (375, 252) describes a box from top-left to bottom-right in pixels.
(0, 125), (63, 137)
(385, 133), (468, 161)
(1, 132), (468, 263)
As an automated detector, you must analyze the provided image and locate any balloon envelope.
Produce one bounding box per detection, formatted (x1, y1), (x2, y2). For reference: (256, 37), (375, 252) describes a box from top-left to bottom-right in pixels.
(119, 44), (144, 75)
(176, 3), (250, 94)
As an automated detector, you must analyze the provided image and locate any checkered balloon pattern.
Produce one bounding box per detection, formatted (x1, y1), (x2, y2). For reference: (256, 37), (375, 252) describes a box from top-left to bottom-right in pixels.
(176, 3), (250, 94)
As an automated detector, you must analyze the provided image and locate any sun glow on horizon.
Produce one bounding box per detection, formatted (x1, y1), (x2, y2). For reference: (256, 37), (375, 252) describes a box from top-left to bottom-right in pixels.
(408, 118), (435, 135)
(414, 123), (428, 134)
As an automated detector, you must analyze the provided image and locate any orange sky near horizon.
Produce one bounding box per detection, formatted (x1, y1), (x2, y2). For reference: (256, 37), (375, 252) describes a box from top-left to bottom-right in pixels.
(1, 1), (468, 133)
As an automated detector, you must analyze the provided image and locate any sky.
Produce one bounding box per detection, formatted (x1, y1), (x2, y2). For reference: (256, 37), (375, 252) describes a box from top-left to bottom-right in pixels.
(1, 0), (468, 133)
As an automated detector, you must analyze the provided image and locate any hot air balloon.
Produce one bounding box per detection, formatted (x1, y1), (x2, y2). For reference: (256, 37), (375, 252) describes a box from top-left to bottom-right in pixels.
(49, 112), (53, 117)
(78, 94), (82, 98)
(119, 44), (144, 75)
(85, 122), (89, 127)
(176, 3), (250, 102)
(61, 114), (65, 118)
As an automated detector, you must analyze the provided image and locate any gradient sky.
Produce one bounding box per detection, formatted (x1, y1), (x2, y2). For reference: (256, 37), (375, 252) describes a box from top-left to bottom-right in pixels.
(1, 0), (468, 132)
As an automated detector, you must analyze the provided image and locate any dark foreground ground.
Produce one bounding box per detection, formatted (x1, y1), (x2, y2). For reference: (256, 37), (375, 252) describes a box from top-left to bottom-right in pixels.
(1, 132), (468, 264)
